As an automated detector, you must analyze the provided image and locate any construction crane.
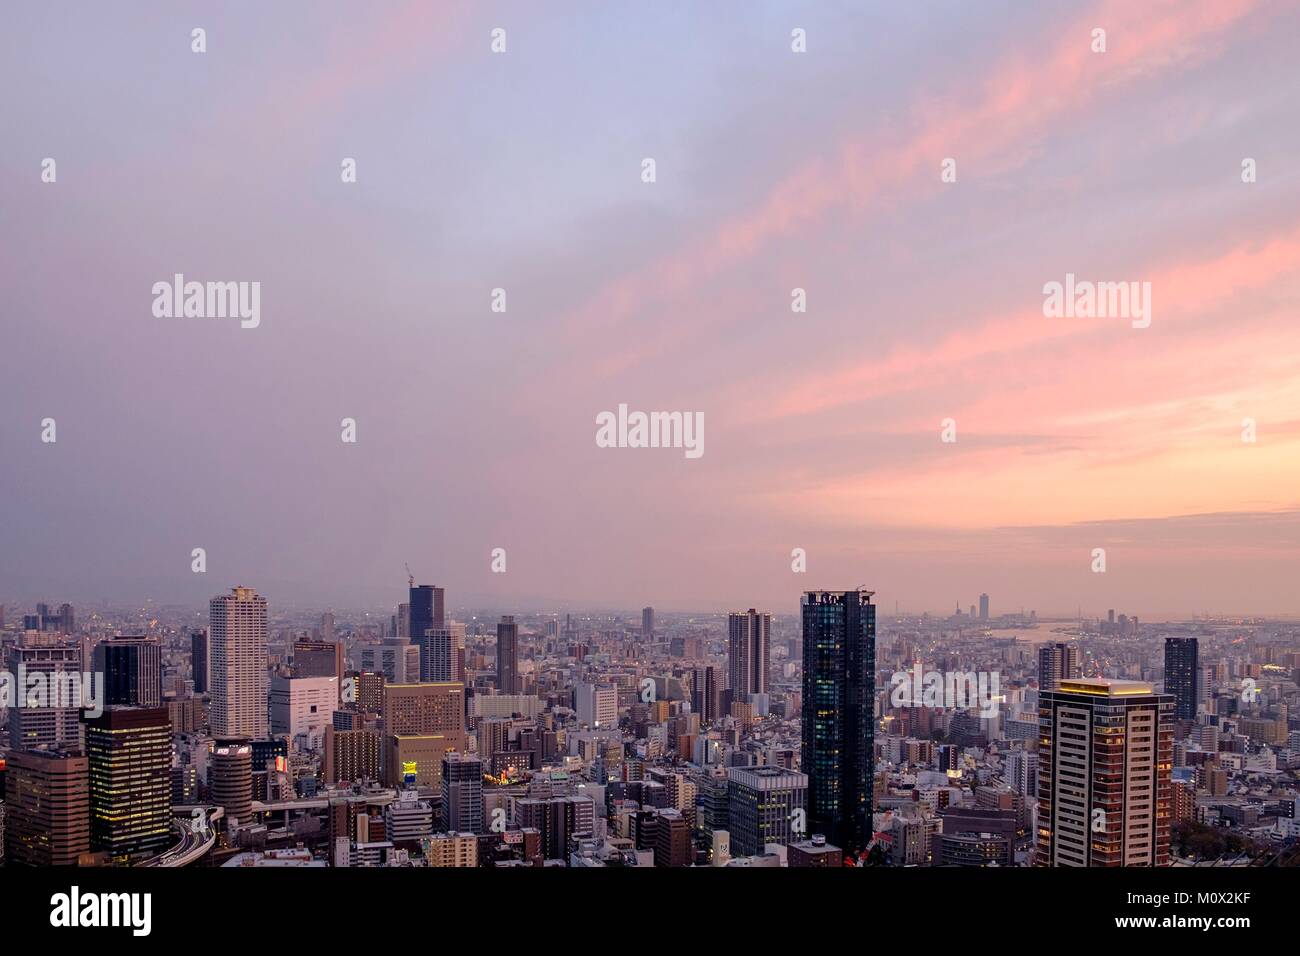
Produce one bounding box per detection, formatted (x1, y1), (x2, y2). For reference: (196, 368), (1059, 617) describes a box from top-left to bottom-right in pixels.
(405, 563), (414, 588)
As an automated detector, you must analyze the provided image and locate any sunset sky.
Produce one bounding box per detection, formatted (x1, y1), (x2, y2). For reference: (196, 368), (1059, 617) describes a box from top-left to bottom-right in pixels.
(3, 0), (1300, 617)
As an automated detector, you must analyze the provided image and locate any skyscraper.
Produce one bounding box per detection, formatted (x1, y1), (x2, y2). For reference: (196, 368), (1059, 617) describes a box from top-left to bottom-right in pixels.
(1164, 637), (1199, 721)
(497, 615), (518, 695)
(979, 593), (990, 621)
(191, 628), (208, 694)
(801, 589), (875, 856)
(209, 586), (269, 739)
(85, 706), (172, 861)
(417, 623), (464, 682)
(727, 608), (771, 702)
(95, 635), (162, 708)
(1036, 678), (1173, 867)
(641, 606), (655, 639)
(690, 665), (718, 724)
(408, 585), (445, 650)
(1037, 642), (1081, 692)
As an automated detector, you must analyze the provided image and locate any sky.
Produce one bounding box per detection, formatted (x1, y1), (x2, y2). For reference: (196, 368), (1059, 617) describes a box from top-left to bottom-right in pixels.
(2, 0), (1300, 619)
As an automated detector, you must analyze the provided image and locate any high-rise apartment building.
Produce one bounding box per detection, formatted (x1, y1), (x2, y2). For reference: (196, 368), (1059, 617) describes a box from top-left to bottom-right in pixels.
(1037, 642), (1081, 692)
(209, 587), (269, 739)
(1036, 679), (1173, 867)
(801, 589), (875, 856)
(324, 725), (381, 785)
(690, 665), (719, 724)
(85, 706), (172, 861)
(1164, 637), (1199, 721)
(728, 609), (771, 702)
(441, 752), (483, 834)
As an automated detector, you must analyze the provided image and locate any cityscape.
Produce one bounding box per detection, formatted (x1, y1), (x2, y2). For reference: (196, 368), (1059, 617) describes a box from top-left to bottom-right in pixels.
(1, 586), (1296, 873)
(3, 0), (1297, 934)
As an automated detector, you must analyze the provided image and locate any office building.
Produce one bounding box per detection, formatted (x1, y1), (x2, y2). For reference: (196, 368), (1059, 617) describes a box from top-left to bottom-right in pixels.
(361, 639), (421, 684)
(85, 706), (172, 861)
(292, 639), (345, 680)
(417, 623), (465, 682)
(3, 749), (90, 866)
(979, 593), (990, 621)
(408, 584), (445, 651)
(209, 587), (269, 739)
(95, 635), (163, 708)
(270, 675), (339, 748)
(642, 606), (655, 639)
(1037, 679), (1173, 867)
(210, 739), (254, 826)
(726, 765), (808, 857)
(496, 615), (519, 694)
(6, 635), (85, 751)
(575, 682), (618, 729)
(801, 589), (875, 856)
(191, 628), (208, 694)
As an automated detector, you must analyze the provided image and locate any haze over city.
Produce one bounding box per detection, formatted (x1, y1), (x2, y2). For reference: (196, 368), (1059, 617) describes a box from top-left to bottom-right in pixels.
(4, 0), (1300, 618)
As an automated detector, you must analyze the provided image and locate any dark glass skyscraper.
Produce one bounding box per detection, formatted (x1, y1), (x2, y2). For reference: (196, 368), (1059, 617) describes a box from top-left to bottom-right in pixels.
(191, 628), (208, 694)
(497, 615), (519, 694)
(1164, 637), (1199, 720)
(801, 589), (875, 856)
(409, 585), (445, 650)
(95, 635), (162, 708)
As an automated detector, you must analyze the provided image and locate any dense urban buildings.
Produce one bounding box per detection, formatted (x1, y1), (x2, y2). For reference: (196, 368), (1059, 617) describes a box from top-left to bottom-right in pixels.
(0, 586), (1296, 874)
